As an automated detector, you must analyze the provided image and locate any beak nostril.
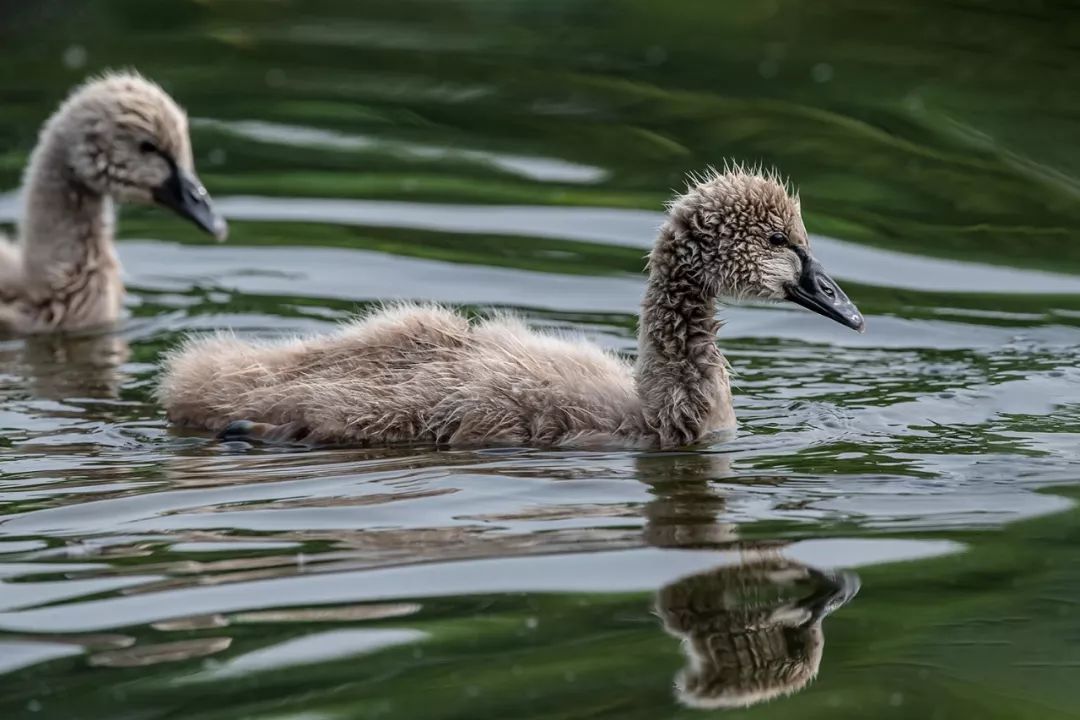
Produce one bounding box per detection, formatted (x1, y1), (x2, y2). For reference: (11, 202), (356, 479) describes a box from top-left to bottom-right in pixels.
(789, 258), (863, 333)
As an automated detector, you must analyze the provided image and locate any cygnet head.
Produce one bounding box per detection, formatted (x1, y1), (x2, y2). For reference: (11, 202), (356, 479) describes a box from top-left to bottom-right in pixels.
(39, 71), (227, 240)
(663, 165), (864, 332)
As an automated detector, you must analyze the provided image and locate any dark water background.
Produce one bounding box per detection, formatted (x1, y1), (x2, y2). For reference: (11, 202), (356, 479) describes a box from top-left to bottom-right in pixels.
(1, 1), (1079, 718)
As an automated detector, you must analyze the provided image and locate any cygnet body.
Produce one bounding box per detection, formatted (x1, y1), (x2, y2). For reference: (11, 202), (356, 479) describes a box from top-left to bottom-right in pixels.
(159, 167), (863, 449)
(0, 72), (226, 334)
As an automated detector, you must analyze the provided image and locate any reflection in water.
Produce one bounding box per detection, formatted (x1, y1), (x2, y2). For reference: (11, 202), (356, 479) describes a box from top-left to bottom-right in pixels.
(87, 637), (233, 668)
(194, 118), (609, 184)
(641, 453), (860, 708)
(657, 556), (859, 710)
(1, 332), (129, 400)
(638, 452), (739, 549)
(0, 0), (1079, 716)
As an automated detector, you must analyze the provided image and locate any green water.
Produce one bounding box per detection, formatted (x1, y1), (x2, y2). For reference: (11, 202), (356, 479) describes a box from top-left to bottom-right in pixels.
(1, 1), (1079, 718)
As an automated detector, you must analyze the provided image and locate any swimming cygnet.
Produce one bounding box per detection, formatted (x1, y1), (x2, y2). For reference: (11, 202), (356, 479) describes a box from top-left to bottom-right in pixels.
(0, 71), (226, 334)
(159, 166), (863, 449)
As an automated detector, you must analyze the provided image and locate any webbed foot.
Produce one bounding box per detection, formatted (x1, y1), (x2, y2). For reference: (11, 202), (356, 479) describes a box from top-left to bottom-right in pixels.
(216, 420), (309, 445)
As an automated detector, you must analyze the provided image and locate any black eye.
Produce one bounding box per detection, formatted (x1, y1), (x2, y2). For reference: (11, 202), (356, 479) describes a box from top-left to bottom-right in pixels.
(139, 141), (157, 154)
(768, 232), (788, 247)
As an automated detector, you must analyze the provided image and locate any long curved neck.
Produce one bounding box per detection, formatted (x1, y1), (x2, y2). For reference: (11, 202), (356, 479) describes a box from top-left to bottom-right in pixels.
(634, 223), (732, 447)
(19, 135), (116, 293)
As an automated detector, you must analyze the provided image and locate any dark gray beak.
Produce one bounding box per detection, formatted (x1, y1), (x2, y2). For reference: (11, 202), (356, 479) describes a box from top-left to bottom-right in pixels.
(785, 252), (865, 332)
(152, 165), (228, 241)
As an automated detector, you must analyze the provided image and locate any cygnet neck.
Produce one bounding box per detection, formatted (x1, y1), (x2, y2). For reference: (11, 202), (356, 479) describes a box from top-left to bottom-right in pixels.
(634, 221), (732, 447)
(18, 126), (116, 296)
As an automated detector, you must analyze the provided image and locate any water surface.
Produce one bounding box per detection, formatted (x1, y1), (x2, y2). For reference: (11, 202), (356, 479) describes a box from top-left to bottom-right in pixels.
(1, 1), (1079, 718)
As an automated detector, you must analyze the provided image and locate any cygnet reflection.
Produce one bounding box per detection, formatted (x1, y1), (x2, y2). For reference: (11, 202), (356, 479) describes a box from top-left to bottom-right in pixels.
(656, 555), (859, 709)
